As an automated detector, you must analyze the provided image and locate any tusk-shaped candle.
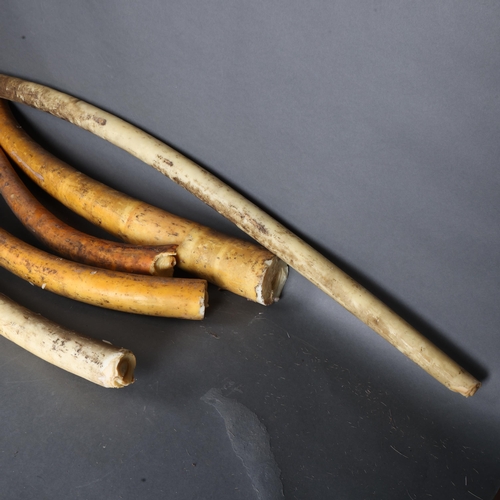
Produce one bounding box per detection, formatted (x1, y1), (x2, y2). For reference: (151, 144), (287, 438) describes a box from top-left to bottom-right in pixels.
(0, 75), (480, 396)
(0, 99), (287, 306)
(0, 226), (208, 320)
(0, 292), (136, 388)
(0, 147), (178, 276)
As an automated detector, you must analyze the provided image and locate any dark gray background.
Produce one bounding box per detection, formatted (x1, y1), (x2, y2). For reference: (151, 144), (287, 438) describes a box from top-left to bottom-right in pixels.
(0, 2), (499, 499)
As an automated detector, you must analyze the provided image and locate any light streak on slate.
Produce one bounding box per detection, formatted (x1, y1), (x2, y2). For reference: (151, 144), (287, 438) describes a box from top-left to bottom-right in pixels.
(202, 388), (284, 499)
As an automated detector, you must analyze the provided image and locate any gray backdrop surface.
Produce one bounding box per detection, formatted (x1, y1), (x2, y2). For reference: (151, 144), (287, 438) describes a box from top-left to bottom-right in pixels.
(0, 2), (499, 499)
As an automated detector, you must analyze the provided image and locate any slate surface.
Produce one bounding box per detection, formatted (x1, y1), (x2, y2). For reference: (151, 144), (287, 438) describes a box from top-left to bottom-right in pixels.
(0, 2), (499, 499)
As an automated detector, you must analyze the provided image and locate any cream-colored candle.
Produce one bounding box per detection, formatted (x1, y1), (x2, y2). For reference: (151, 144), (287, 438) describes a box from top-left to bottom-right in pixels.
(0, 293), (136, 388)
(0, 75), (480, 396)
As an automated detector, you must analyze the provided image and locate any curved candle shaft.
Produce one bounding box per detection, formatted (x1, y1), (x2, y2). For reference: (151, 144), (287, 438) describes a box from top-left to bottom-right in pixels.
(0, 75), (480, 396)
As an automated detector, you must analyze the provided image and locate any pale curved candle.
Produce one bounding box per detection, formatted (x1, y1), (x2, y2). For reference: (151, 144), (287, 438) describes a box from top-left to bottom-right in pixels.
(0, 293), (136, 388)
(0, 75), (480, 396)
